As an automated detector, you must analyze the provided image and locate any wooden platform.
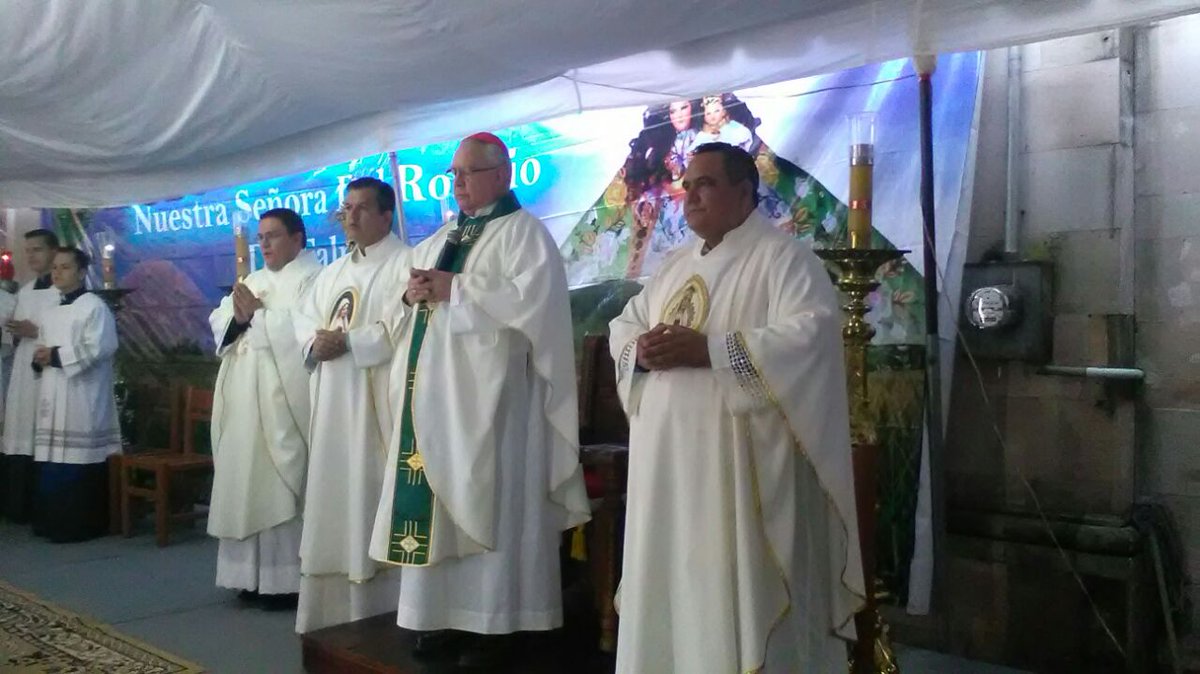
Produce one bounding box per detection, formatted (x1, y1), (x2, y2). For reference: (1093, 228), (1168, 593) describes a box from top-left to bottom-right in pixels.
(302, 610), (614, 674)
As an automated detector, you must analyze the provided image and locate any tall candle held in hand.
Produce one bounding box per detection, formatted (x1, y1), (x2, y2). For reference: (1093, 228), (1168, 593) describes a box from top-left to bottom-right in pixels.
(234, 219), (251, 281)
(848, 113), (876, 249)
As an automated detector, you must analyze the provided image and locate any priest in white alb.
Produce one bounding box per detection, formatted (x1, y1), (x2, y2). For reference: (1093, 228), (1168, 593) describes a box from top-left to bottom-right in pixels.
(31, 247), (122, 543)
(0, 229), (60, 523)
(208, 208), (321, 607)
(609, 143), (866, 673)
(293, 177), (409, 633)
(368, 132), (590, 669)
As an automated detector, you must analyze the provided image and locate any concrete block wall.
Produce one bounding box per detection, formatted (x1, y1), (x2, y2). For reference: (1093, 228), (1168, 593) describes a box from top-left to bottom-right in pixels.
(949, 28), (1136, 522)
(1134, 13), (1200, 631)
(942, 17), (1200, 663)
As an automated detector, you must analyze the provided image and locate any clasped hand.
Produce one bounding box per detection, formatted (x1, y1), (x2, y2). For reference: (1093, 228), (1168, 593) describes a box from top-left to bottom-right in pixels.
(311, 329), (347, 362)
(404, 268), (454, 305)
(635, 323), (711, 371)
(6, 319), (38, 339)
(32, 346), (53, 367)
(231, 283), (263, 324)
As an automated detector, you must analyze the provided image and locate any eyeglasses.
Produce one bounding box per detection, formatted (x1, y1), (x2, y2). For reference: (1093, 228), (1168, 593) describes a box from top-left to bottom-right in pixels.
(445, 165), (503, 180)
(257, 231), (291, 244)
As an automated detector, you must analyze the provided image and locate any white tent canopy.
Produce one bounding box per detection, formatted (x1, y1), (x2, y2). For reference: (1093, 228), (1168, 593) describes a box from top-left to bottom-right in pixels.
(1, 0), (1198, 207)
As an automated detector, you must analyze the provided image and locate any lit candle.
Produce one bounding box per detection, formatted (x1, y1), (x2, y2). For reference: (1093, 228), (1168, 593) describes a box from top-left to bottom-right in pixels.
(234, 215), (251, 281)
(848, 112), (876, 249)
(101, 244), (116, 289)
(0, 250), (14, 283)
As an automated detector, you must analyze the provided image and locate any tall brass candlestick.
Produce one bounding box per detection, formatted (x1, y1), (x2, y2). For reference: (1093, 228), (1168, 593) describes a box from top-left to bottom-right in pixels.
(234, 220), (251, 281)
(815, 246), (907, 674)
(848, 113), (876, 249)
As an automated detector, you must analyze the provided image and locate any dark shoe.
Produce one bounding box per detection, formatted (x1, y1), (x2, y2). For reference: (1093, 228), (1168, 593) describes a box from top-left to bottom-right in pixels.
(457, 634), (515, 669)
(258, 592), (299, 611)
(413, 630), (472, 660)
(236, 589), (260, 604)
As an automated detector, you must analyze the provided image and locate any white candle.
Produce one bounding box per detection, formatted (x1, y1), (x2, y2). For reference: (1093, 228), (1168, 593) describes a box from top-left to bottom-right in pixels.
(101, 243), (116, 289)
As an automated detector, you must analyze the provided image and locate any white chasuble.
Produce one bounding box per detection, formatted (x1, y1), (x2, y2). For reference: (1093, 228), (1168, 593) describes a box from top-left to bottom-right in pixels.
(32, 292), (121, 465)
(609, 211), (866, 673)
(368, 204), (591, 634)
(293, 234), (408, 633)
(2, 280), (59, 456)
(208, 251), (321, 593)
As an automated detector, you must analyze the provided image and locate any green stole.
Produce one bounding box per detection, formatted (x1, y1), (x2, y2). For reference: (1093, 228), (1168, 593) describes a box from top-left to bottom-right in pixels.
(386, 191), (521, 565)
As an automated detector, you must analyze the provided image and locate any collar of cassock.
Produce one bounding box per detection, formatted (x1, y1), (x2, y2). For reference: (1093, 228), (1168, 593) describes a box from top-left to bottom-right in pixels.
(33, 274), (52, 290)
(699, 210), (760, 256)
(457, 190), (520, 231)
(59, 286), (87, 305)
(351, 233), (394, 259)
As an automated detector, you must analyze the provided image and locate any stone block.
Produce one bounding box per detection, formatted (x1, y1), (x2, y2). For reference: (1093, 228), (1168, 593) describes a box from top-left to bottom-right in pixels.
(1132, 236), (1200, 323)
(1052, 313), (1090, 366)
(1022, 145), (1114, 237)
(1058, 398), (1134, 512)
(1002, 394), (1132, 515)
(1024, 31), (1119, 72)
(1136, 318), (1200, 409)
(1086, 314), (1109, 365)
(1155, 494), (1200, 587)
(946, 360), (1008, 511)
(1135, 14), (1200, 113)
(1024, 59), (1121, 152)
(1004, 395), (1060, 498)
(1135, 106), (1200, 198)
(1140, 407), (1200, 498)
(1051, 230), (1124, 315)
(1133, 193), (1200, 241)
(944, 553), (1008, 662)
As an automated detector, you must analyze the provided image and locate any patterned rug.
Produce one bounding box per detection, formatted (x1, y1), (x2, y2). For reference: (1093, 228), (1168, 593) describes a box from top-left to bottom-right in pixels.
(0, 580), (203, 673)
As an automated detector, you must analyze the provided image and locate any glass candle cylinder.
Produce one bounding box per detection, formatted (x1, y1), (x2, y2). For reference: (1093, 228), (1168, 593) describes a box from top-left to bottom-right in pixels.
(848, 112), (876, 249)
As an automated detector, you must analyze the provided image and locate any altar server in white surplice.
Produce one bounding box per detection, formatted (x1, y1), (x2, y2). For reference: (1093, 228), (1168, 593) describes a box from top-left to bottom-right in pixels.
(30, 247), (121, 543)
(609, 143), (866, 673)
(368, 132), (590, 669)
(0, 229), (60, 523)
(208, 208), (322, 607)
(293, 177), (409, 633)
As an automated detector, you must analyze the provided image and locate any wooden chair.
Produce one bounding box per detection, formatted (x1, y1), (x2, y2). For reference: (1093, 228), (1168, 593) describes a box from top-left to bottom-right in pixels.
(578, 334), (629, 446)
(108, 378), (181, 535)
(119, 384), (214, 547)
(576, 334), (630, 653)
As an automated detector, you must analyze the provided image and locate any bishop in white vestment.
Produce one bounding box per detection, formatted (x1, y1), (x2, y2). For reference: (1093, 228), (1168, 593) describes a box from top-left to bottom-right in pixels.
(31, 247), (122, 543)
(293, 178), (408, 633)
(368, 133), (590, 668)
(609, 144), (865, 673)
(208, 209), (322, 601)
(1, 229), (61, 523)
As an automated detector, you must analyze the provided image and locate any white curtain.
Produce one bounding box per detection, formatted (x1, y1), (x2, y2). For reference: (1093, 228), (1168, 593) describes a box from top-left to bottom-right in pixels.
(0, 0), (1196, 206)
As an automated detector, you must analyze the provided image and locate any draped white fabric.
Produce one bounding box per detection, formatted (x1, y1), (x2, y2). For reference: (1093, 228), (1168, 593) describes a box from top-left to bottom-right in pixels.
(0, 0), (1196, 206)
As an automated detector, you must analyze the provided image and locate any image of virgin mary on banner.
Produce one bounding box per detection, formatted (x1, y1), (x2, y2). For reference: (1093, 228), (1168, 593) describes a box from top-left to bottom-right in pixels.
(561, 93), (850, 284)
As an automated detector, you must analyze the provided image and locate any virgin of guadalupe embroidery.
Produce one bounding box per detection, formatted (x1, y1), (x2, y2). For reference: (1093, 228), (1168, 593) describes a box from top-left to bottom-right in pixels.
(327, 287), (360, 332)
(660, 274), (710, 331)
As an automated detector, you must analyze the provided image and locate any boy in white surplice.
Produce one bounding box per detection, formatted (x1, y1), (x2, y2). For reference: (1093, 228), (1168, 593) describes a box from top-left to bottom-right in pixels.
(30, 247), (121, 543)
